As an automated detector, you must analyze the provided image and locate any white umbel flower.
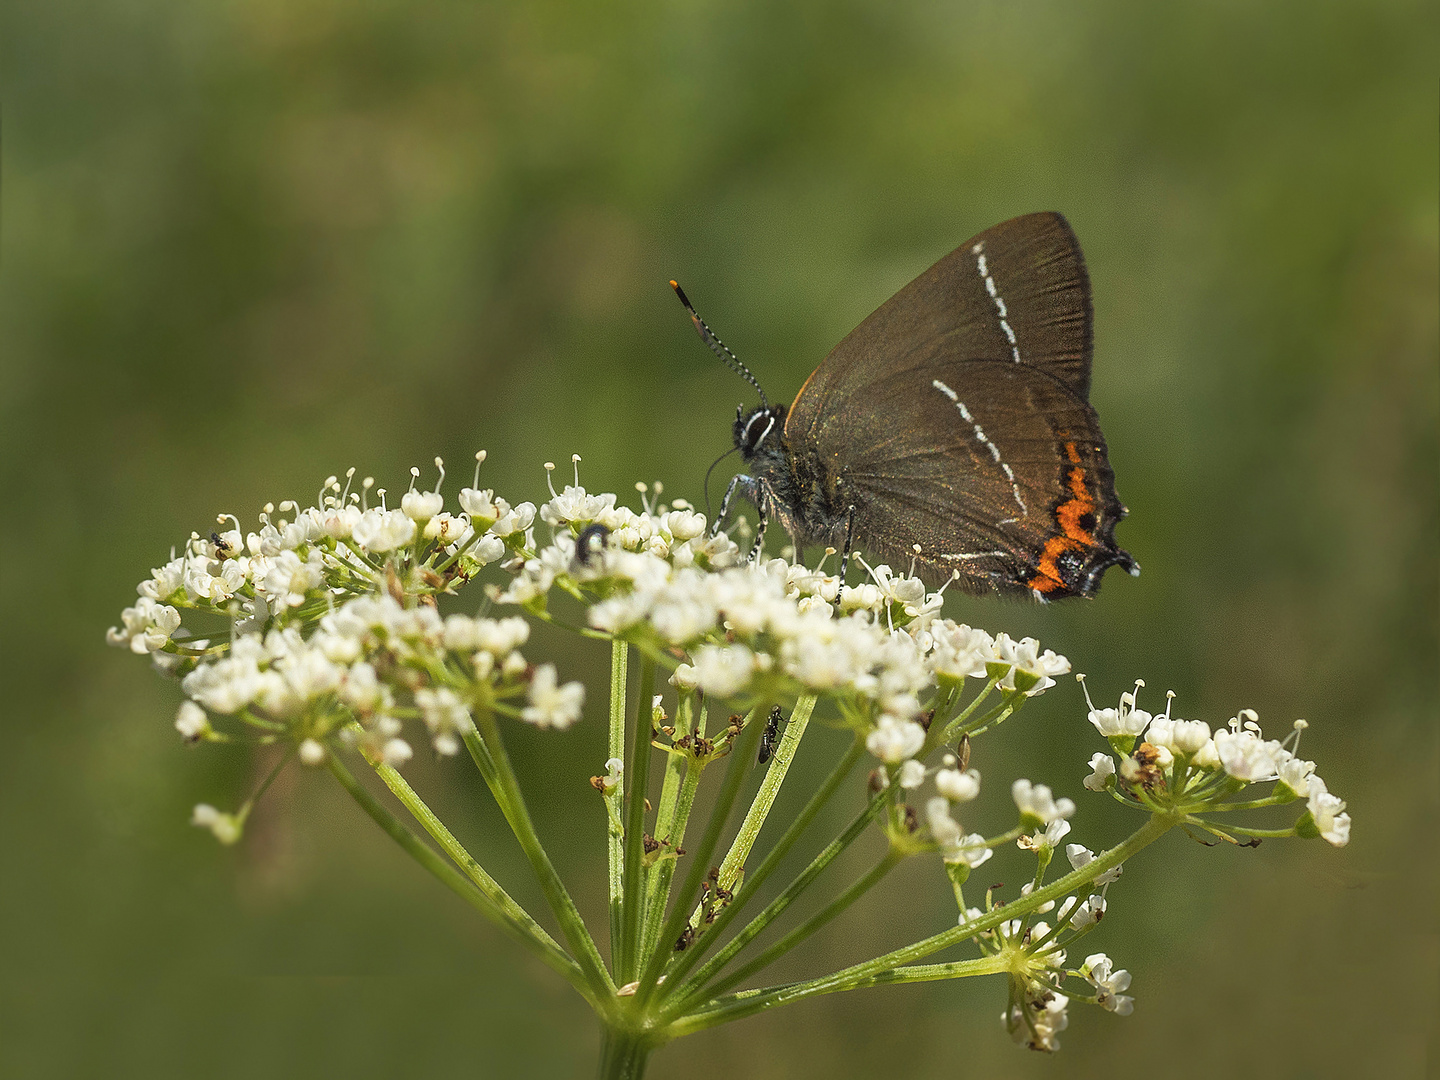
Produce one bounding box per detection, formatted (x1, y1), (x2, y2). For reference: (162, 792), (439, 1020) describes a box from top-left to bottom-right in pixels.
(414, 686), (471, 755)
(866, 714), (926, 764)
(991, 633), (1069, 694)
(107, 597), (182, 654)
(1305, 774), (1351, 847)
(686, 644), (757, 699)
(191, 804), (243, 845)
(1082, 753), (1115, 792)
(1013, 779), (1076, 824)
(1081, 953), (1134, 1015)
(1064, 843), (1122, 885)
(935, 767), (981, 803)
(522, 664), (585, 730)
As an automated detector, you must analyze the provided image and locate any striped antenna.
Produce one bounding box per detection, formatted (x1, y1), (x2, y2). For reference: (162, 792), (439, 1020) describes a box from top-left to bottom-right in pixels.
(670, 281), (769, 409)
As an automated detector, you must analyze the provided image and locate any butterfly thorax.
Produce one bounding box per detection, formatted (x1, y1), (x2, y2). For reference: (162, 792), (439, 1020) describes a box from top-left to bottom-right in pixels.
(734, 403), (843, 548)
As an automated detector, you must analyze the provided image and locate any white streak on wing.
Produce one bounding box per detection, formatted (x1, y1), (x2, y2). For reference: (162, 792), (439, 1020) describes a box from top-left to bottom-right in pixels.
(930, 378), (1029, 516)
(941, 551), (1008, 561)
(970, 240), (1023, 363)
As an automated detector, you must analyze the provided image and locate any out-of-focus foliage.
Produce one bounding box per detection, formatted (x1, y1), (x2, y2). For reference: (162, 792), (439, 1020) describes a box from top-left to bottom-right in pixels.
(1, 0), (1434, 1076)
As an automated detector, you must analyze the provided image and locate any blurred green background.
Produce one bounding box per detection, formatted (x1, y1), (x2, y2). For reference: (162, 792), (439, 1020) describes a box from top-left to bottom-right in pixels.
(2, 0), (1436, 1076)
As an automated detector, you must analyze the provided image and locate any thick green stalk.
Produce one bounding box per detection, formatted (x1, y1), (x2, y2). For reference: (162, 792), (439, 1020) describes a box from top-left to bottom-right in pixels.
(619, 656), (657, 982)
(663, 770), (888, 1015)
(632, 708), (765, 1009)
(596, 1025), (652, 1080)
(656, 735), (865, 999)
(608, 641), (628, 966)
(471, 709), (615, 997)
(673, 813), (1177, 1031)
(712, 694), (816, 893)
(327, 755), (595, 1007)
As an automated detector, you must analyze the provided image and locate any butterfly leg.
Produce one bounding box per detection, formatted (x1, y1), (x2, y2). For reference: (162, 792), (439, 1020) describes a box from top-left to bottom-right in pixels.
(748, 494), (770, 564)
(838, 504), (857, 581)
(710, 474), (756, 538)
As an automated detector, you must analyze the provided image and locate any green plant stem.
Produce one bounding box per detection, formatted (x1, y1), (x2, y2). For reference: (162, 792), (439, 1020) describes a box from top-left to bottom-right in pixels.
(327, 754), (596, 1008)
(640, 752), (704, 959)
(608, 641), (628, 967)
(632, 708), (765, 1009)
(712, 694), (817, 893)
(663, 767), (888, 1016)
(673, 812), (1176, 1031)
(706, 850), (903, 999)
(641, 697), (706, 960)
(471, 709), (615, 998)
(668, 955), (1011, 1037)
(619, 656), (657, 983)
(656, 735), (865, 1001)
(597, 1025), (652, 1080)
(648, 694), (690, 880)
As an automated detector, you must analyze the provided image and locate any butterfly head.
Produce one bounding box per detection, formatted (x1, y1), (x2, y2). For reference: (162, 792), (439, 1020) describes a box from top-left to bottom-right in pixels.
(734, 403), (787, 461)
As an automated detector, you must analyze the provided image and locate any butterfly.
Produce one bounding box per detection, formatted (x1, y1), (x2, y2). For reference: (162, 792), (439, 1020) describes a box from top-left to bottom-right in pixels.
(673, 212), (1138, 600)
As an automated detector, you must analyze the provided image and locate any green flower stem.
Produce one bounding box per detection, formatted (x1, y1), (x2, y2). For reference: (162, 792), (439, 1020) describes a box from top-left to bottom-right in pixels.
(327, 754), (596, 1008)
(619, 656), (658, 983)
(1199, 794), (1291, 812)
(710, 694), (817, 895)
(471, 708), (615, 998)
(674, 812), (1176, 1031)
(608, 641), (629, 967)
(460, 719), (500, 788)
(954, 699), (1017, 742)
(662, 765), (888, 1017)
(928, 680), (989, 750)
(656, 735), (865, 1001)
(632, 708), (765, 1010)
(597, 1025), (652, 1080)
(641, 699), (707, 960)
(704, 849), (903, 1001)
(648, 693), (691, 865)
(669, 955), (1011, 1037)
(430, 525), (483, 574)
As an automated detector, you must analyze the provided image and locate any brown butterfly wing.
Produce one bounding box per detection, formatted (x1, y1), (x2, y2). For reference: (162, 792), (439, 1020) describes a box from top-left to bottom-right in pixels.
(792, 360), (1130, 596)
(786, 212), (1094, 442)
(783, 214), (1131, 597)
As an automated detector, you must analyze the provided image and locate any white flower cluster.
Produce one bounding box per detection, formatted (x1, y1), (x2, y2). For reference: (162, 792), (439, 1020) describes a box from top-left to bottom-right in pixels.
(111, 458), (1068, 854)
(491, 474), (1069, 771)
(921, 752), (989, 868)
(174, 595), (580, 771)
(107, 458), (530, 656)
(1080, 682), (1351, 847)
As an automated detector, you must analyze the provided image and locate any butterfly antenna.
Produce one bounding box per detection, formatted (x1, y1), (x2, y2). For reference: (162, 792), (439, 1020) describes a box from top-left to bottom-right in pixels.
(702, 445), (739, 520)
(670, 280), (769, 408)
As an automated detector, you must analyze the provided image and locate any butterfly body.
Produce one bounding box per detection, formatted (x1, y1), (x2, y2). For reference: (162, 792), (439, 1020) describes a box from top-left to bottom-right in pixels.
(694, 212), (1138, 600)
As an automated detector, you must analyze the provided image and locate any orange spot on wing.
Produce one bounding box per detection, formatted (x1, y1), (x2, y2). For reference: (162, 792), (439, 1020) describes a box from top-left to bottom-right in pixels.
(1026, 445), (1098, 593)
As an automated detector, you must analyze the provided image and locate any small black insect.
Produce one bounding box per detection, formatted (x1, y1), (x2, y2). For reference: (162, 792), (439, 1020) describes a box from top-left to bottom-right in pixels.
(757, 704), (786, 765)
(574, 522), (611, 567)
(672, 213), (1138, 600)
